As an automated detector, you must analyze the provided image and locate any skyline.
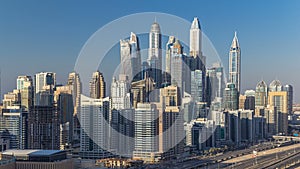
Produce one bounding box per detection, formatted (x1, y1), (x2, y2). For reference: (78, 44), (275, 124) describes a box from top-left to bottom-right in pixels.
(1, 1), (300, 102)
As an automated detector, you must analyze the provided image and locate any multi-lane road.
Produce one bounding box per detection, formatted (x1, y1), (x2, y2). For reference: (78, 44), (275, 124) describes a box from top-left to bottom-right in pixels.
(158, 142), (300, 169)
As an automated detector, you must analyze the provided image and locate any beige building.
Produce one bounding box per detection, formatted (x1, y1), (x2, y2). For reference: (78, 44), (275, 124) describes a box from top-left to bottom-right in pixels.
(268, 91), (288, 134)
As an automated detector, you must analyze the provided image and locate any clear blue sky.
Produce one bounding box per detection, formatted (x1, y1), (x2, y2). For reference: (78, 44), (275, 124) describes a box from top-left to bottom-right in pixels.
(1, 0), (300, 102)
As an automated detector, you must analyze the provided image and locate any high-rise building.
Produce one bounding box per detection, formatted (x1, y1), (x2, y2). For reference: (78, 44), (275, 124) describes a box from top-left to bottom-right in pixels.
(54, 85), (74, 150)
(284, 84), (293, 115)
(148, 22), (162, 88)
(17, 76), (34, 111)
(268, 80), (288, 134)
(89, 71), (106, 99)
(133, 103), (160, 163)
(34, 72), (56, 94)
(165, 36), (176, 74)
(239, 90), (255, 110)
(190, 17), (201, 59)
(228, 32), (241, 92)
(120, 32), (141, 82)
(189, 17), (206, 71)
(224, 83), (239, 110)
(191, 70), (204, 102)
(206, 63), (225, 105)
(159, 86), (184, 159)
(255, 80), (268, 107)
(67, 72), (81, 116)
(111, 75), (131, 110)
(0, 106), (28, 149)
(80, 95), (113, 159)
(170, 40), (191, 96)
(34, 72), (56, 106)
(28, 105), (60, 150)
(67, 72), (81, 145)
(130, 76), (155, 108)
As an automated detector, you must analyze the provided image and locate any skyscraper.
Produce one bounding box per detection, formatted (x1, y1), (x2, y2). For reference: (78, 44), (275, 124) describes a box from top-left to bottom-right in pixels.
(54, 85), (74, 150)
(224, 83), (239, 110)
(165, 36), (176, 74)
(34, 72), (56, 94)
(133, 103), (160, 163)
(89, 71), (106, 99)
(228, 32), (241, 92)
(120, 32), (141, 82)
(190, 17), (202, 59)
(0, 106), (28, 149)
(80, 95), (112, 159)
(17, 76), (34, 111)
(67, 72), (81, 116)
(255, 80), (268, 107)
(268, 80), (288, 134)
(34, 72), (56, 106)
(111, 75), (131, 110)
(28, 105), (60, 150)
(148, 22), (162, 88)
(283, 84), (293, 115)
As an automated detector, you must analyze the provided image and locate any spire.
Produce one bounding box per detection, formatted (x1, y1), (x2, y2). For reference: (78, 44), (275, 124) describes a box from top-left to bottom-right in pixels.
(231, 31), (240, 49)
(191, 17), (201, 29)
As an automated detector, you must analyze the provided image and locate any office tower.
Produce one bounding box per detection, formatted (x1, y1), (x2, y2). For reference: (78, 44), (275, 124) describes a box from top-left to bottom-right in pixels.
(0, 106), (28, 149)
(141, 61), (150, 80)
(28, 105), (60, 150)
(255, 80), (268, 107)
(130, 76), (155, 108)
(34, 72), (56, 106)
(228, 32), (241, 92)
(268, 80), (288, 134)
(264, 105), (278, 136)
(165, 36), (176, 74)
(80, 95), (113, 159)
(190, 17), (202, 58)
(184, 118), (215, 151)
(34, 72), (56, 94)
(67, 72), (81, 116)
(160, 86), (184, 159)
(110, 108), (135, 157)
(133, 103), (160, 163)
(89, 71), (106, 99)
(111, 75), (131, 110)
(206, 63), (225, 104)
(120, 32), (141, 82)
(224, 83), (239, 110)
(17, 76), (34, 111)
(189, 17), (206, 71)
(170, 39), (191, 96)
(67, 72), (81, 145)
(211, 111), (227, 145)
(253, 116), (266, 140)
(239, 110), (254, 143)
(54, 85), (74, 150)
(191, 69), (204, 102)
(239, 90), (255, 110)
(283, 84), (293, 115)
(148, 22), (162, 88)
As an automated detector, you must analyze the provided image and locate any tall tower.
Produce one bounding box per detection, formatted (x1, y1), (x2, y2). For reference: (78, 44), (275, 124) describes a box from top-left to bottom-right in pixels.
(229, 32), (241, 93)
(255, 80), (268, 107)
(148, 21), (162, 88)
(190, 17), (202, 59)
(67, 72), (82, 116)
(120, 32), (141, 82)
(89, 71), (106, 99)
